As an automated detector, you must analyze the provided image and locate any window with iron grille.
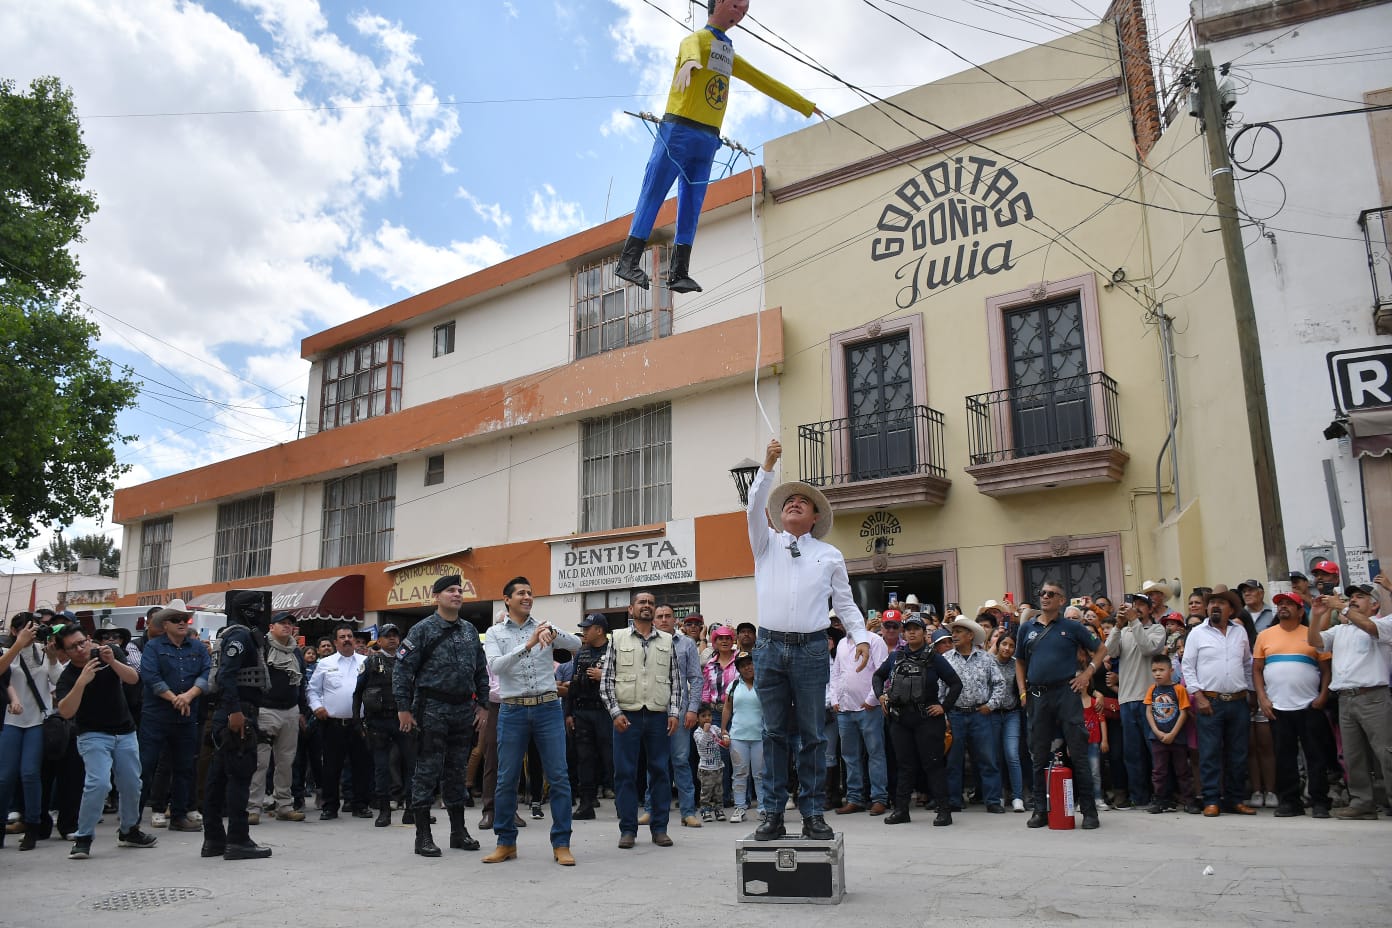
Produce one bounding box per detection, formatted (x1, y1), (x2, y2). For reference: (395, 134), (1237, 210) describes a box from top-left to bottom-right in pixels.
(433, 322), (455, 358)
(424, 454), (444, 486)
(138, 518), (173, 592)
(574, 248), (672, 360)
(213, 493), (275, 582)
(319, 334), (405, 432)
(320, 465), (396, 569)
(580, 403), (671, 532)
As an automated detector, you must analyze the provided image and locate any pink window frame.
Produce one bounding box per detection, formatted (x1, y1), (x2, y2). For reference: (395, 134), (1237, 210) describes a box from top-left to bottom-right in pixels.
(1002, 532), (1125, 605)
(982, 273), (1107, 456)
(827, 314), (927, 477)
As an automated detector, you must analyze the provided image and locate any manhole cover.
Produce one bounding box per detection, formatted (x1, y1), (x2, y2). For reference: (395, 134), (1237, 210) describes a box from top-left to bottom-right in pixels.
(90, 887), (211, 911)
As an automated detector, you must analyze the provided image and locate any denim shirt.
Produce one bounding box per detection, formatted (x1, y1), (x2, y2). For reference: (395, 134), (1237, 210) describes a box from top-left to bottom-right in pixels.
(139, 635), (212, 718)
(485, 615), (581, 700)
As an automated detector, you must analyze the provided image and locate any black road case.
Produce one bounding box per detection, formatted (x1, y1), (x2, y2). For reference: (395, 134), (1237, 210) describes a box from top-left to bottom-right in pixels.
(735, 833), (845, 904)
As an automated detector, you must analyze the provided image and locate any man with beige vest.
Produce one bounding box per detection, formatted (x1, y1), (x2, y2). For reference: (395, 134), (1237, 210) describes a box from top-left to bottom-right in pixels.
(600, 590), (681, 849)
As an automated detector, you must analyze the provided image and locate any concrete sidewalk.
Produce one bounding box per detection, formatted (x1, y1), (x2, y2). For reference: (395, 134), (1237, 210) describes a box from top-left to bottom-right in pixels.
(2, 801), (1388, 928)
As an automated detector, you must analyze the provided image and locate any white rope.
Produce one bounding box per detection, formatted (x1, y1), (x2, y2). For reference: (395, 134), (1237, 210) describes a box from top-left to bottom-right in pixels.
(745, 152), (776, 437)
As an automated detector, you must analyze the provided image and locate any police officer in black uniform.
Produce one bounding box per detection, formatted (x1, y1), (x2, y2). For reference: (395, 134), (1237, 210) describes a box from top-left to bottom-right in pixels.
(565, 613), (612, 820)
(353, 623), (417, 827)
(872, 615), (962, 827)
(393, 575), (490, 857)
(202, 591), (273, 860)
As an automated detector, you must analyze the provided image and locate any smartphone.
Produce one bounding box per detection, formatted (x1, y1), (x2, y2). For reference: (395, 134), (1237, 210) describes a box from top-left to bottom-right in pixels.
(1070, 597), (1085, 607)
(947, 602), (960, 613)
(1370, 558), (1382, 581)
(1317, 580), (1336, 596)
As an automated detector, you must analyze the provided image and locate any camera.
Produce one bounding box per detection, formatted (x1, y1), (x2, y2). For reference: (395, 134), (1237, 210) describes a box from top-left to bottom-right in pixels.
(31, 622), (54, 644)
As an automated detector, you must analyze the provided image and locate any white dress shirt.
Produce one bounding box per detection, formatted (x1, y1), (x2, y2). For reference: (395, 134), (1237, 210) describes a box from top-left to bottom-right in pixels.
(1318, 614), (1392, 689)
(747, 469), (869, 644)
(1181, 620), (1254, 694)
(307, 650), (365, 718)
(831, 634), (888, 710)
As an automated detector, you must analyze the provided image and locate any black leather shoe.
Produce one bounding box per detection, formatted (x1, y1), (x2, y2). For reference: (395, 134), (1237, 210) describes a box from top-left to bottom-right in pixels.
(414, 810), (442, 858)
(754, 814), (785, 841)
(933, 811), (952, 826)
(224, 840), (272, 860)
(200, 840), (226, 858)
(884, 809), (911, 825)
(986, 804), (1005, 814)
(1080, 812), (1100, 830)
(447, 807), (479, 850)
(375, 805), (392, 827)
(319, 810), (338, 821)
(573, 803), (596, 820)
(478, 812), (494, 830)
(801, 815), (834, 840)
(352, 807), (373, 819)
(1027, 810), (1048, 828)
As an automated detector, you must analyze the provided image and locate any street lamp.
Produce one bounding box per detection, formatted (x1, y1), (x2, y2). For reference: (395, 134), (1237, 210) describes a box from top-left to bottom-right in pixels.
(729, 458), (761, 506)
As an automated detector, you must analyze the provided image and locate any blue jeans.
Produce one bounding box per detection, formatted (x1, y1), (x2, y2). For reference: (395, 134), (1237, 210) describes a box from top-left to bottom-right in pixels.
(1196, 698), (1250, 807)
(753, 629), (830, 817)
(0, 725), (44, 824)
(493, 701), (571, 849)
(75, 731), (142, 838)
(998, 709), (1024, 801)
(629, 120), (722, 245)
(1119, 701), (1154, 804)
(647, 725), (696, 819)
(138, 711), (198, 820)
(946, 710), (1003, 807)
(838, 709), (889, 806)
(615, 709), (671, 835)
(730, 738), (764, 809)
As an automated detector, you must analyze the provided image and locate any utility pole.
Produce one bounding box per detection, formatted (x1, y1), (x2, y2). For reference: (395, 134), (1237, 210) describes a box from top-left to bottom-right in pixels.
(1192, 48), (1289, 582)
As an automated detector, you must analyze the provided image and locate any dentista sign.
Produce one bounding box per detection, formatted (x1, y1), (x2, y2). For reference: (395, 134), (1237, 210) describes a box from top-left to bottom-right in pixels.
(551, 520), (697, 593)
(870, 155), (1035, 309)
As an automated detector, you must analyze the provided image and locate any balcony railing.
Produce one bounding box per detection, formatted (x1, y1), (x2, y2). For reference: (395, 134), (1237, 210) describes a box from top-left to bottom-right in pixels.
(966, 371), (1122, 466)
(799, 405), (947, 489)
(1359, 206), (1392, 319)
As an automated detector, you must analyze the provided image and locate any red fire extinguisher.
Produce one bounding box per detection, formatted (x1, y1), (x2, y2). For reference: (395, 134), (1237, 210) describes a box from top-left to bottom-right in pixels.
(1047, 754), (1076, 830)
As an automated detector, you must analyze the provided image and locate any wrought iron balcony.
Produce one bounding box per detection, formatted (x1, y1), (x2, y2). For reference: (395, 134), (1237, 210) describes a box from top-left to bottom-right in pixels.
(1359, 206), (1392, 334)
(798, 405), (950, 509)
(963, 371), (1128, 496)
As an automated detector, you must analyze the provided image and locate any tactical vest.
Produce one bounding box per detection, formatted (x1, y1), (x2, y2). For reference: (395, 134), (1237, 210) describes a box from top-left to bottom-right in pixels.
(360, 652), (397, 716)
(208, 628), (270, 694)
(611, 628), (673, 712)
(887, 652), (929, 708)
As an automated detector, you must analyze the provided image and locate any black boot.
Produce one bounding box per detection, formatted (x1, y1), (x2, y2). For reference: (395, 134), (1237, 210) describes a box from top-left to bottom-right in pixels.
(614, 236), (650, 289)
(414, 808), (442, 858)
(933, 810), (953, 826)
(447, 806), (479, 851)
(754, 813), (785, 841)
(665, 243), (701, 293)
(19, 823), (39, 851)
(401, 807), (415, 825)
(573, 799), (596, 820)
(375, 800), (391, 828)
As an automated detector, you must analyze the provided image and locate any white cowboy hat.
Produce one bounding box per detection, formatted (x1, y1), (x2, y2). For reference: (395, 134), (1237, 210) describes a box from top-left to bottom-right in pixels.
(152, 598), (193, 623)
(949, 616), (986, 647)
(767, 481), (833, 539)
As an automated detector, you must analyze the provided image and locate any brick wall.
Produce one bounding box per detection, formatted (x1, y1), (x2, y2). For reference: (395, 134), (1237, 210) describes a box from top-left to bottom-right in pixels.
(1107, 0), (1162, 158)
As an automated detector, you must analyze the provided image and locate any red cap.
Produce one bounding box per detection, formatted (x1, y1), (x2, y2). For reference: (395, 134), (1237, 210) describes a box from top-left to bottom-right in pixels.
(881, 609), (903, 623)
(1312, 560), (1340, 576)
(1272, 592), (1304, 610)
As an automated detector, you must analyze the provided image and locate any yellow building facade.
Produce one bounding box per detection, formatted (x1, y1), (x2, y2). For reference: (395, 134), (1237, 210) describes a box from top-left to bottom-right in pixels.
(758, 19), (1266, 613)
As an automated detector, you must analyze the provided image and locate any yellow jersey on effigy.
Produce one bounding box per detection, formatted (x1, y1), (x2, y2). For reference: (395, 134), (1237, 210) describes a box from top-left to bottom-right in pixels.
(664, 26), (816, 131)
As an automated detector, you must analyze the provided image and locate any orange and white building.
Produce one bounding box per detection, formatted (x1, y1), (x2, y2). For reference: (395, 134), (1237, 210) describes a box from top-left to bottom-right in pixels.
(113, 173), (780, 632)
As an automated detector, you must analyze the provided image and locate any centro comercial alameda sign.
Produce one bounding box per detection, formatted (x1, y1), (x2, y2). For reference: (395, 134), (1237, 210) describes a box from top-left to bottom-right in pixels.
(551, 520), (697, 594)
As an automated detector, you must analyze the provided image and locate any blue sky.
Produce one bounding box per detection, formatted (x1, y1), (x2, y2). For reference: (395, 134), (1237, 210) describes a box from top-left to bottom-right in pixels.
(0, 0), (1191, 568)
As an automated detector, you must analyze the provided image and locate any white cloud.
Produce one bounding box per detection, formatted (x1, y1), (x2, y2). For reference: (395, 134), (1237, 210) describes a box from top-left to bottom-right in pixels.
(526, 184), (589, 236)
(346, 221), (510, 294)
(503, 1), (519, 19)
(457, 188), (513, 233)
(0, 0), (463, 488)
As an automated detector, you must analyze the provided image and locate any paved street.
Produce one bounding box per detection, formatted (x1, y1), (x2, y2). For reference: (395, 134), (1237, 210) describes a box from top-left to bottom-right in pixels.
(3, 800), (1389, 928)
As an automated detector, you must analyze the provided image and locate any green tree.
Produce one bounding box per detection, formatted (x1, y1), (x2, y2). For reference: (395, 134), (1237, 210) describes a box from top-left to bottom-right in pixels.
(36, 532), (120, 577)
(0, 77), (138, 558)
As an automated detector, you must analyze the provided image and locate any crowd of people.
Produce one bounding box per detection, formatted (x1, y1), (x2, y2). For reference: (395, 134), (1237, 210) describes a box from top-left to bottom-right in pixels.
(1, 551), (1389, 864)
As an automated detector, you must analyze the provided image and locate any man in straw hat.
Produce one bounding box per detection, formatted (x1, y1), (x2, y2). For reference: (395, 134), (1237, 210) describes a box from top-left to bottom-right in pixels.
(746, 438), (871, 842)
